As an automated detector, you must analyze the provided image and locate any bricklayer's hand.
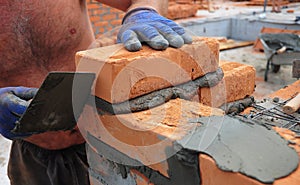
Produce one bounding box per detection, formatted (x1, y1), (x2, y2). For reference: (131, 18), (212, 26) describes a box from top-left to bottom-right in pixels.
(118, 8), (192, 51)
(0, 87), (37, 139)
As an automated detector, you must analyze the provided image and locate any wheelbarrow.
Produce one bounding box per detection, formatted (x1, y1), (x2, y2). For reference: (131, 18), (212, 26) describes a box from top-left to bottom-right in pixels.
(259, 33), (300, 81)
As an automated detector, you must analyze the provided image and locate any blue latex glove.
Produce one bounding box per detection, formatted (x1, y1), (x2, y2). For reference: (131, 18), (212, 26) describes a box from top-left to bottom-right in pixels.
(118, 8), (193, 51)
(0, 87), (38, 139)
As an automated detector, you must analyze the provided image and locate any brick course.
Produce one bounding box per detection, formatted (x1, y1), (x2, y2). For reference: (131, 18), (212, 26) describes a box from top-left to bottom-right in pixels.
(76, 37), (220, 103)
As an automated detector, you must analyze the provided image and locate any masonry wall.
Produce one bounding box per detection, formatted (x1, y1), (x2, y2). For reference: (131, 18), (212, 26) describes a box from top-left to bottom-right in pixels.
(87, 0), (125, 38)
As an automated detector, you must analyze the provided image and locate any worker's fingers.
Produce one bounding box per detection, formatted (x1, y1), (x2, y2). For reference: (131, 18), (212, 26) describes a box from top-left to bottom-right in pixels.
(0, 95), (25, 132)
(5, 93), (29, 117)
(131, 24), (169, 50)
(159, 19), (193, 44)
(11, 87), (38, 101)
(150, 22), (184, 48)
(119, 29), (142, 52)
(160, 19), (185, 35)
(0, 87), (34, 139)
(181, 33), (193, 44)
(0, 109), (18, 131)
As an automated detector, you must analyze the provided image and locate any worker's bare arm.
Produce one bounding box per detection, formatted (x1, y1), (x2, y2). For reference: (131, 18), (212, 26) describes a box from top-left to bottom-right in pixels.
(95, 0), (168, 14)
(95, 0), (131, 11)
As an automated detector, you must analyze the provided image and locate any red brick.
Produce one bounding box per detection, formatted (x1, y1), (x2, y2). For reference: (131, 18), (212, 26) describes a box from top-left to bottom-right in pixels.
(79, 98), (224, 168)
(199, 61), (256, 107)
(96, 27), (106, 35)
(94, 21), (108, 28)
(102, 13), (117, 21)
(87, 3), (101, 10)
(110, 8), (123, 14)
(106, 24), (113, 30)
(110, 19), (122, 26)
(130, 169), (153, 185)
(90, 16), (100, 22)
(199, 154), (263, 185)
(199, 81), (300, 185)
(117, 13), (125, 19)
(93, 9), (107, 16)
(269, 80), (300, 100)
(76, 37), (220, 103)
(167, 3), (198, 19)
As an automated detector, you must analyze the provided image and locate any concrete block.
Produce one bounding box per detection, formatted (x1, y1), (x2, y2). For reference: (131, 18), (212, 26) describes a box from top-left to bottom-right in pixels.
(75, 37), (219, 103)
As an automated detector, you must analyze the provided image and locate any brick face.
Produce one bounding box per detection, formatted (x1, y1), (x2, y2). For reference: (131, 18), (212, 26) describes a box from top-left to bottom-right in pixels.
(198, 61), (256, 107)
(76, 37), (220, 103)
(87, 0), (124, 38)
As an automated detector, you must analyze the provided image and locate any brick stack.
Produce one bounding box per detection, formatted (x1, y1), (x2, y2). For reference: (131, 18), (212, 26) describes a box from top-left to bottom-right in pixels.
(75, 37), (300, 185)
(76, 37), (220, 104)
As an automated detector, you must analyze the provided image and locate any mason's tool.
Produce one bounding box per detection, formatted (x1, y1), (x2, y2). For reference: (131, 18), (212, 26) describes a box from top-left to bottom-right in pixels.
(283, 93), (300, 114)
(13, 72), (95, 135)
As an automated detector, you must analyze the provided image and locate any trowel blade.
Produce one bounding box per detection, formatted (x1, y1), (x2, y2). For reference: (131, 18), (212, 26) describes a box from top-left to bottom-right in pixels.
(13, 72), (95, 134)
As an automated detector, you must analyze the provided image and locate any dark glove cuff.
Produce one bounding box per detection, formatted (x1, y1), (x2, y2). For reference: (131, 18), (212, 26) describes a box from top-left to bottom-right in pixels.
(122, 7), (158, 24)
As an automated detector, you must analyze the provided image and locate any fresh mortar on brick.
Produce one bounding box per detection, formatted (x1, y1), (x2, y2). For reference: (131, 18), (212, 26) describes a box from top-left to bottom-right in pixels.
(178, 115), (299, 184)
(80, 98), (224, 184)
(199, 80), (300, 185)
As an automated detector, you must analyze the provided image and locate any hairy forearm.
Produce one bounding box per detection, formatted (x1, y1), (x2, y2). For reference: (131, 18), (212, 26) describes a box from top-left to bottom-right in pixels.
(95, 0), (131, 11)
(96, 0), (168, 15)
(128, 0), (168, 15)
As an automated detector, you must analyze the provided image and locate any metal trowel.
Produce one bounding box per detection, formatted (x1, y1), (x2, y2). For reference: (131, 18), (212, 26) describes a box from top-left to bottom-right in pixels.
(12, 72), (95, 135)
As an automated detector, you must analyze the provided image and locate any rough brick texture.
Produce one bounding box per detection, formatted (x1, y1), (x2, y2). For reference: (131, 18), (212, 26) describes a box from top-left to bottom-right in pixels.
(80, 98), (224, 180)
(270, 80), (300, 100)
(198, 61), (256, 107)
(76, 37), (220, 103)
(167, 1), (198, 20)
(87, 0), (124, 38)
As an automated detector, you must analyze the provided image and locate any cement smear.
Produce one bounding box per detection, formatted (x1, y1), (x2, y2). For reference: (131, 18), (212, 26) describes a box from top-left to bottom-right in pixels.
(177, 115), (299, 183)
(95, 68), (224, 114)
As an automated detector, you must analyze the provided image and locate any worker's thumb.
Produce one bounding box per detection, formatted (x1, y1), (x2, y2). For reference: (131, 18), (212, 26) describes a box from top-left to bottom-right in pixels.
(11, 87), (38, 101)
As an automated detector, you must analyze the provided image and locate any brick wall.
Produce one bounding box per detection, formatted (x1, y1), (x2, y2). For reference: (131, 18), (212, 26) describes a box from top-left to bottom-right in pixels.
(87, 0), (125, 38)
